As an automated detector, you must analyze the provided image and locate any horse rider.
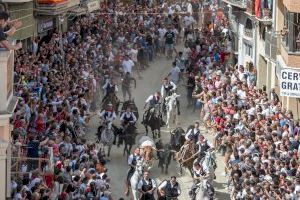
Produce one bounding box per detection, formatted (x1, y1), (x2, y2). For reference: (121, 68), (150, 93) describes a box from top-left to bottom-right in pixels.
(102, 77), (118, 102)
(144, 91), (162, 110)
(120, 106), (137, 128)
(185, 121), (201, 143)
(189, 162), (211, 199)
(138, 171), (157, 200)
(125, 148), (143, 195)
(158, 176), (181, 200)
(161, 77), (180, 115)
(196, 134), (214, 163)
(121, 72), (136, 101)
(98, 103), (117, 130)
(161, 77), (177, 99)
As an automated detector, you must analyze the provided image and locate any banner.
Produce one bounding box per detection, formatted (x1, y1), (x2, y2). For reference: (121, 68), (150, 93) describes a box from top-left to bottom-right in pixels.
(280, 68), (300, 98)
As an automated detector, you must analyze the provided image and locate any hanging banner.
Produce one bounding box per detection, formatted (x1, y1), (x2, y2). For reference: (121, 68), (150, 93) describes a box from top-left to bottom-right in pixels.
(280, 68), (300, 98)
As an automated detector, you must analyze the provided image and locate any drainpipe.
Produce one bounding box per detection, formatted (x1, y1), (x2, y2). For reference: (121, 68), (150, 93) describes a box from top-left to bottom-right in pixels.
(254, 21), (258, 66)
(272, 0), (277, 31)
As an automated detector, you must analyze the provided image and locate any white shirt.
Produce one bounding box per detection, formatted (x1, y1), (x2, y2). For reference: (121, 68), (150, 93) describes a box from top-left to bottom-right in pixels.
(130, 49), (138, 62)
(145, 95), (161, 104)
(183, 16), (195, 28)
(161, 81), (177, 98)
(158, 180), (181, 195)
(120, 112), (137, 122)
(138, 178), (157, 190)
(158, 28), (167, 40)
(99, 110), (117, 121)
(185, 128), (200, 140)
(128, 154), (143, 165)
(122, 59), (134, 74)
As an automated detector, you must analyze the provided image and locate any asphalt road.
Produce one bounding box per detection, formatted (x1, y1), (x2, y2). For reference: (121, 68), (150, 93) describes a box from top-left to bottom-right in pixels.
(86, 50), (230, 200)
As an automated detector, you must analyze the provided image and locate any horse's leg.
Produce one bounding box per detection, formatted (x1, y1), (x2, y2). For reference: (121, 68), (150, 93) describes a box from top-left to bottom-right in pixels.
(128, 144), (132, 156)
(152, 129), (155, 139)
(123, 144), (127, 156)
(189, 167), (194, 177)
(166, 111), (170, 128)
(145, 125), (149, 136)
(107, 145), (112, 157)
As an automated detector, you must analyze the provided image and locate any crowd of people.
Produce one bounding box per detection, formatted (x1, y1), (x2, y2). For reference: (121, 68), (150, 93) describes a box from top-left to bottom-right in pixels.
(9, 0), (204, 199)
(179, 5), (300, 200)
(7, 0), (300, 198)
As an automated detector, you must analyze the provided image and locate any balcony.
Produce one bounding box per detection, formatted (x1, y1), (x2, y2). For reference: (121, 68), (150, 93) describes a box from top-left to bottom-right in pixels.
(245, 0), (272, 25)
(35, 0), (80, 15)
(281, 44), (300, 68)
(283, 0), (300, 13)
(222, 0), (246, 10)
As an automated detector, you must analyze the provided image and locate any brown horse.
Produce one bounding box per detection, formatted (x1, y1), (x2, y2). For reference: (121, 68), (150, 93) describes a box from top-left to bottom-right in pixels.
(175, 141), (197, 176)
(102, 92), (120, 114)
(142, 146), (154, 170)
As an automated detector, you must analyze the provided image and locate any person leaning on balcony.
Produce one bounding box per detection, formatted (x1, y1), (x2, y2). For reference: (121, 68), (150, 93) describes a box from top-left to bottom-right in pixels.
(0, 11), (22, 50)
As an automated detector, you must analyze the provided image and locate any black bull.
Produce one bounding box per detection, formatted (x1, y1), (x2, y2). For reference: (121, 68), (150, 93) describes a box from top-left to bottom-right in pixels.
(156, 140), (175, 174)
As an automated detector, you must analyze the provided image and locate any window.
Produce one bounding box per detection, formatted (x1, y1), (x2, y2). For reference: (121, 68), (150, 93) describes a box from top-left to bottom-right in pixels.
(244, 43), (253, 57)
(283, 7), (300, 52)
(244, 18), (253, 38)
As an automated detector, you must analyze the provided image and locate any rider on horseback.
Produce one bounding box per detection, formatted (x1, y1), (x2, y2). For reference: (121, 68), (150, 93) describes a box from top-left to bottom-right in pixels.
(144, 91), (162, 109)
(161, 77), (177, 99)
(185, 121), (201, 143)
(120, 106), (137, 128)
(161, 78), (180, 115)
(196, 134), (214, 162)
(189, 162), (214, 200)
(102, 77), (118, 102)
(98, 103), (117, 130)
(125, 148), (143, 195)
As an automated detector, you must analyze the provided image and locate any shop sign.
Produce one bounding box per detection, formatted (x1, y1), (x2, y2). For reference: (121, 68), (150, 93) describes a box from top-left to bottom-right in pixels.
(87, 0), (100, 12)
(280, 68), (300, 98)
(38, 18), (53, 33)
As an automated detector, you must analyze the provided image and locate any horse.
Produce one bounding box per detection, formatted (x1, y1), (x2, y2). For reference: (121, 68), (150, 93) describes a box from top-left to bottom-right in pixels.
(142, 106), (165, 139)
(156, 140), (176, 174)
(130, 159), (146, 200)
(121, 99), (139, 120)
(170, 127), (186, 152)
(200, 150), (217, 183)
(102, 92), (120, 114)
(175, 141), (197, 176)
(96, 122), (115, 158)
(194, 179), (215, 200)
(165, 93), (180, 128)
(116, 124), (138, 156)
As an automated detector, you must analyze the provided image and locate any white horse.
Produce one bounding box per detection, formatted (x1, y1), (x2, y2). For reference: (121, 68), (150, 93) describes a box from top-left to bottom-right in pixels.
(195, 179), (215, 200)
(200, 150), (216, 183)
(130, 159), (145, 200)
(165, 93), (180, 128)
(98, 122), (115, 157)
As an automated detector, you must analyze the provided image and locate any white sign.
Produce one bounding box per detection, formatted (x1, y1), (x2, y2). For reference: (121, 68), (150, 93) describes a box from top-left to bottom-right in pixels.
(280, 68), (300, 98)
(87, 0), (100, 12)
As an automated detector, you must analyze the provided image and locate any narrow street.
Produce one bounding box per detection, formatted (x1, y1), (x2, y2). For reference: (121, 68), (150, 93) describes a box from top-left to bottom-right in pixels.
(87, 50), (230, 199)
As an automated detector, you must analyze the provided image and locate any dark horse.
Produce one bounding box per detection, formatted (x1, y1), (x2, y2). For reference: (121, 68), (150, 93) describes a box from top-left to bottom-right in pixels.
(115, 123), (138, 156)
(170, 127), (186, 152)
(142, 107), (165, 139)
(120, 99), (139, 120)
(156, 139), (175, 174)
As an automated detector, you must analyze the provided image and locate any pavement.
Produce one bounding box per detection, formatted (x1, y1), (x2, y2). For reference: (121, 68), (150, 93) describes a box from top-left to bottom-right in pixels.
(86, 50), (230, 199)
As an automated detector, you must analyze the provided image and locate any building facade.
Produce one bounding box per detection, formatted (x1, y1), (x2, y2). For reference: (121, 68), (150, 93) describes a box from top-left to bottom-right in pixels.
(222, 0), (300, 119)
